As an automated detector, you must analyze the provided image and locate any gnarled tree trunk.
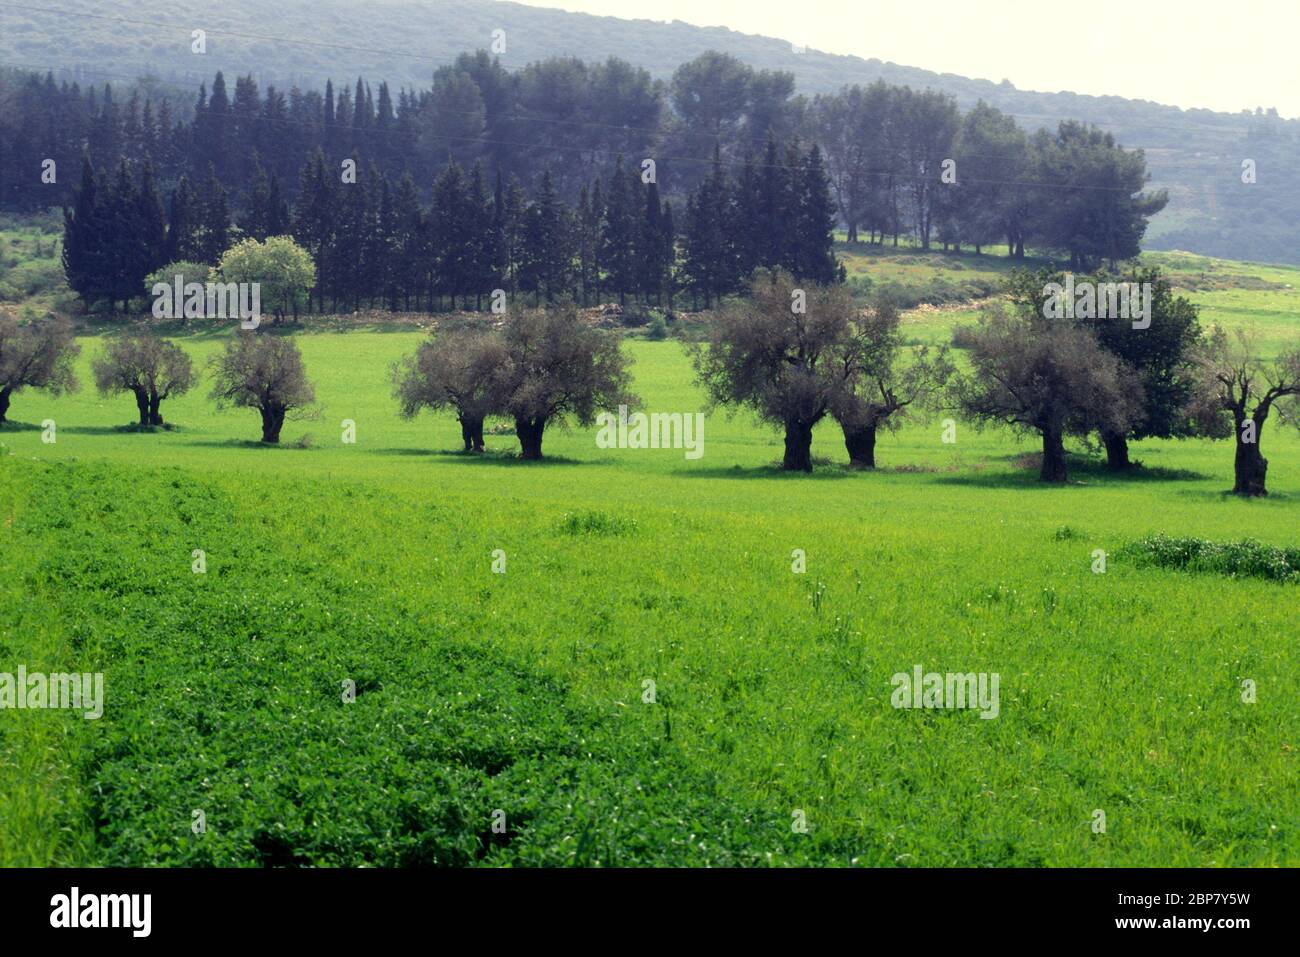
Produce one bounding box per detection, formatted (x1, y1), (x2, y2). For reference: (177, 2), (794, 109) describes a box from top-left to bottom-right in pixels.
(133, 387), (150, 426)
(148, 391), (164, 427)
(260, 405), (287, 444)
(460, 415), (485, 452)
(0, 386), (11, 424)
(1233, 429), (1268, 496)
(515, 416), (545, 460)
(1102, 430), (1131, 470)
(843, 423), (878, 469)
(782, 419), (815, 472)
(1040, 427), (1068, 483)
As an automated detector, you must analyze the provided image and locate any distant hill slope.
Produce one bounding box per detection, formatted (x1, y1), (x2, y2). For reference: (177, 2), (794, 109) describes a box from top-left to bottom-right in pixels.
(2, 0), (1298, 264)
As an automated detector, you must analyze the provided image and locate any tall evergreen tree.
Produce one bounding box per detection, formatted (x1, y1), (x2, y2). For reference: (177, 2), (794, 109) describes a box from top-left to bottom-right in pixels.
(638, 180), (668, 304)
(428, 161), (472, 309)
(291, 148), (335, 312)
(62, 153), (109, 306)
(519, 170), (572, 303)
(165, 174), (202, 263)
(599, 157), (639, 305)
(198, 164), (232, 264)
(794, 144), (838, 283)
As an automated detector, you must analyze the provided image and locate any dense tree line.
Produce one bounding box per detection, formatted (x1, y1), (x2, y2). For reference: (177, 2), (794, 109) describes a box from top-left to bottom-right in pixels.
(59, 139), (837, 314)
(5, 51), (1165, 300)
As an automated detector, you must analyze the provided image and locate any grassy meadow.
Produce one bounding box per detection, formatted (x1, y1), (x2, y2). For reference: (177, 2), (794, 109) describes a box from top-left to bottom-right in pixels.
(1, 235), (1297, 867)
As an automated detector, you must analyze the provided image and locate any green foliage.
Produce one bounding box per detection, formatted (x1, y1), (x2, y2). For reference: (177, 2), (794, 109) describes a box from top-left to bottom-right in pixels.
(217, 237), (316, 321)
(145, 261), (212, 298)
(1119, 535), (1300, 583)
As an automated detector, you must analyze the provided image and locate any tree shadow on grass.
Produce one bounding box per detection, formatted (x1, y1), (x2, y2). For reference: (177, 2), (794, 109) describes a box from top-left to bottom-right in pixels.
(932, 453), (1209, 490)
(1065, 458), (1209, 483)
(60, 423), (183, 436)
(674, 462), (854, 480)
(178, 438), (316, 451)
(0, 421), (42, 432)
(370, 447), (585, 466)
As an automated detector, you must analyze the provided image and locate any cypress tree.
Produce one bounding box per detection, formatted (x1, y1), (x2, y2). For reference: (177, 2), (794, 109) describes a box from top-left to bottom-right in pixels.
(199, 164), (231, 264)
(756, 137), (791, 271)
(244, 152), (272, 240)
(165, 174), (202, 263)
(639, 180), (667, 304)
(599, 156), (638, 305)
(62, 152), (108, 306)
(429, 161), (470, 309)
(292, 148), (335, 312)
(466, 163), (495, 310)
(265, 173), (289, 238)
(134, 156), (168, 291)
(520, 170), (571, 304)
(795, 143), (838, 283)
(104, 159), (137, 310)
(392, 172), (423, 310)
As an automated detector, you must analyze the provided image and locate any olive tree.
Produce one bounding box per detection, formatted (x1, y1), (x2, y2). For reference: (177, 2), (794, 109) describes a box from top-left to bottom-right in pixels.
(391, 328), (511, 452)
(0, 314), (80, 424)
(692, 270), (856, 472)
(92, 333), (195, 426)
(952, 306), (1141, 482)
(1006, 266), (1214, 470)
(830, 296), (955, 468)
(1198, 326), (1300, 496)
(499, 302), (635, 460)
(209, 332), (316, 443)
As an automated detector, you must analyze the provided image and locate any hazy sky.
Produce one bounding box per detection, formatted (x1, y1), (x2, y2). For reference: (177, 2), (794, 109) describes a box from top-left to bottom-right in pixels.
(512, 0), (1300, 118)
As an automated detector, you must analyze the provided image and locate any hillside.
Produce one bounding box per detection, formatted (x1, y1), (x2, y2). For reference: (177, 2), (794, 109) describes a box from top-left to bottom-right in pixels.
(1, 0), (1298, 264)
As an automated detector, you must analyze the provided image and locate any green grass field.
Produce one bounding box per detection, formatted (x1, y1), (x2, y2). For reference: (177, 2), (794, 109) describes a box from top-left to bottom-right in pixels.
(1, 236), (1297, 867)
